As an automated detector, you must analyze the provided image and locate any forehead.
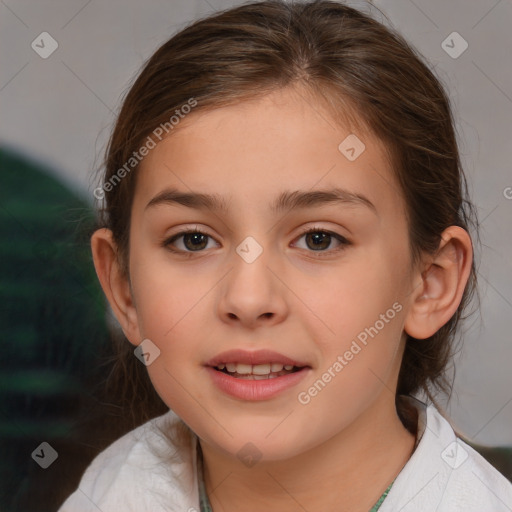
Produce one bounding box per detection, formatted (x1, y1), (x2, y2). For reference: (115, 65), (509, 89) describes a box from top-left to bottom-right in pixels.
(134, 87), (403, 219)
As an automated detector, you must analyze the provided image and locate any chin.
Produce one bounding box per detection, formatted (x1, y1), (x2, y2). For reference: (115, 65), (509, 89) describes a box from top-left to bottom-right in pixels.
(196, 418), (316, 464)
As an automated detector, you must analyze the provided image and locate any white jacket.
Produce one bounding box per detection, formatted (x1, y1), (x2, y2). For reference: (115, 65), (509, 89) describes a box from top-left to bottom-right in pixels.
(58, 399), (512, 511)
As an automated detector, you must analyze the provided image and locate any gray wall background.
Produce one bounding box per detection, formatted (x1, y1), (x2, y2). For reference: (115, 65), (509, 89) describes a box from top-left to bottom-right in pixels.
(1, 0), (511, 445)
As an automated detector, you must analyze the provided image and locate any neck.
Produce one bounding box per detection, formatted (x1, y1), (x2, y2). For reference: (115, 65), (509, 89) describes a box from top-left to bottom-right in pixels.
(200, 394), (416, 512)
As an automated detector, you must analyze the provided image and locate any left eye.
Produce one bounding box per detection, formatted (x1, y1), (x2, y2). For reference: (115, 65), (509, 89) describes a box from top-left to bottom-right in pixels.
(293, 228), (349, 253)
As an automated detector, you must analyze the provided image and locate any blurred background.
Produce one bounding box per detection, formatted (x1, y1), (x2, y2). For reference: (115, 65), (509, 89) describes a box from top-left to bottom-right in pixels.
(1, 0), (511, 510)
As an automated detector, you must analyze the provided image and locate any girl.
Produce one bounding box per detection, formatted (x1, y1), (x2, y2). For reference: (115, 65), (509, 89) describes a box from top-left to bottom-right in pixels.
(59, 1), (512, 510)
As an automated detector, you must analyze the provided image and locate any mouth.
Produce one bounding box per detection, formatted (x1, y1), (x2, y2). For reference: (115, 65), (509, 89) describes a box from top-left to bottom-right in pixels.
(213, 362), (303, 380)
(205, 349), (311, 400)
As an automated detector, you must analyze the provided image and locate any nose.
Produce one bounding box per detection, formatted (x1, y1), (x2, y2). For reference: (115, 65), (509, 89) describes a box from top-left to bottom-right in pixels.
(217, 242), (288, 329)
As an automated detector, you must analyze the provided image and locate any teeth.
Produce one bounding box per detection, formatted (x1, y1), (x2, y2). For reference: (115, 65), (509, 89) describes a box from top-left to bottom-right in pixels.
(252, 364), (271, 375)
(216, 362), (297, 375)
(234, 363), (252, 375)
(235, 373), (285, 380)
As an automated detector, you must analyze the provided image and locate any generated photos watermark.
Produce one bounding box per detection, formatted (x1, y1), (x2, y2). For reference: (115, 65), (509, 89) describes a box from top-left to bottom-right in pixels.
(93, 97), (197, 200)
(297, 301), (403, 405)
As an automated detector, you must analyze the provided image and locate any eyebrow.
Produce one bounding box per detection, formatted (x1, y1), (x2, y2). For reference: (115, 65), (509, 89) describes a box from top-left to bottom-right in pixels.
(145, 187), (377, 216)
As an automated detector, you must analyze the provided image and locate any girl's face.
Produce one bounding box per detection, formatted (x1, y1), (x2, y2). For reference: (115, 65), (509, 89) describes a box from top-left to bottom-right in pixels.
(127, 87), (417, 461)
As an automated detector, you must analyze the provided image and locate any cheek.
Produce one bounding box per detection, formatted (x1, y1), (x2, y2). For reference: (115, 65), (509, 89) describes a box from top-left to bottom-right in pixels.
(294, 311), (405, 449)
(136, 293), (208, 413)
(307, 250), (406, 345)
(129, 246), (212, 339)
(300, 249), (407, 400)
(128, 260), (211, 399)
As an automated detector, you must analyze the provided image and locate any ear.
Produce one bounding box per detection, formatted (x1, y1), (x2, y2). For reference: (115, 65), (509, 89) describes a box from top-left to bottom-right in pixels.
(91, 228), (141, 346)
(404, 226), (473, 339)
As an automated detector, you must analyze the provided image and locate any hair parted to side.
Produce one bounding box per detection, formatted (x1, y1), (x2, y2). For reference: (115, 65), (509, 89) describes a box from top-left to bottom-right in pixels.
(96, 0), (478, 422)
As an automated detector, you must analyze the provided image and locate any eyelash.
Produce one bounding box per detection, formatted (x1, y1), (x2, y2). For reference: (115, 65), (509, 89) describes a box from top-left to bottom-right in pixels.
(163, 226), (351, 258)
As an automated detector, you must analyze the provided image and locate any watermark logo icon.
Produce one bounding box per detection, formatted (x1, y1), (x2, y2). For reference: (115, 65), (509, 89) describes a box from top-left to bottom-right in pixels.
(441, 32), (468, 59)
(236, 236), (263, 264)
(134, 338), (161, 366)
(237, 442), (262, 468)
(32, 442), (58, 469)
(441, 441), (468, 469)
(31, 32), (59, 59)
(338, 134), (366, 161)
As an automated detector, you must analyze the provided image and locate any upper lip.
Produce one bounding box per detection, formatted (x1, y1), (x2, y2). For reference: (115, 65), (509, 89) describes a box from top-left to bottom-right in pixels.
(205, 349), (310, 368)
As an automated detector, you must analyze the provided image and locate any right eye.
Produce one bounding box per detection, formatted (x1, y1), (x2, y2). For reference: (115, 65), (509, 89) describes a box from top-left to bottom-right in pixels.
(163, 228), (220, 254)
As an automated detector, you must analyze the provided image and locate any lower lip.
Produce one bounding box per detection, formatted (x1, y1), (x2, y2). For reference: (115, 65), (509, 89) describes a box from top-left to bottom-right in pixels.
(206, 366), (310, 401)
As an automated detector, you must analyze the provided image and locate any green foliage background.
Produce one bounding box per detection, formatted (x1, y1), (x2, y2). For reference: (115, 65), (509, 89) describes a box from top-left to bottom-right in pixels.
(0, 147), (110, 511)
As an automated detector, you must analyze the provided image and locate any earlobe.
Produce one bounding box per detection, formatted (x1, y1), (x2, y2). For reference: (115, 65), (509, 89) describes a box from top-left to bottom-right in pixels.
(404, 226), (473, 340)
(90, 228), (141, 345)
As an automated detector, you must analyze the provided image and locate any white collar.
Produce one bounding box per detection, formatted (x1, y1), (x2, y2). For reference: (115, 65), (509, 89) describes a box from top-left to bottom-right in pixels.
(59, 396), (512, 511)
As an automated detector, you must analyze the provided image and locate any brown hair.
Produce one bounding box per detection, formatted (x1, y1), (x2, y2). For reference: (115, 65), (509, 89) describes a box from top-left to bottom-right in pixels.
(96, 0), (478, 424)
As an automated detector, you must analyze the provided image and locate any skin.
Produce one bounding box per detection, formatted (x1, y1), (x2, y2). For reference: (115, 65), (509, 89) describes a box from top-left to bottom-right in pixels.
(92, 86), (473, 511)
